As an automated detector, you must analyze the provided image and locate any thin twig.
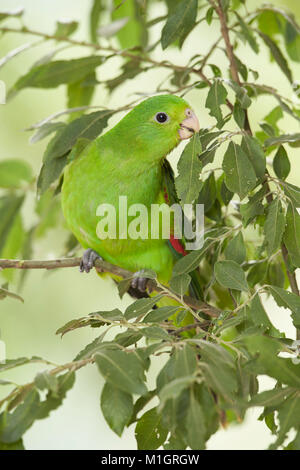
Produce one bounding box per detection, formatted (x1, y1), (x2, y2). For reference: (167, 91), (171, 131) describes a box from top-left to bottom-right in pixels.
(0, 26), (202, 78)
(0, 257), (220, 317)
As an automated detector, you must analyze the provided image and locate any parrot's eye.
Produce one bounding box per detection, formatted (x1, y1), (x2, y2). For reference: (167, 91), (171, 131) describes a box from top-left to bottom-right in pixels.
(155, 112), (169, 124)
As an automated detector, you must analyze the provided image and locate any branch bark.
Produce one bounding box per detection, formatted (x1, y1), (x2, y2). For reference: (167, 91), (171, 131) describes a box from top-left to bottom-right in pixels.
(0, 257), (220, 317)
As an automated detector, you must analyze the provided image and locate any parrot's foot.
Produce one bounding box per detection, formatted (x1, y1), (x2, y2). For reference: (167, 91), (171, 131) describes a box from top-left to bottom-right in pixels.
(130, 270), (151, 293)
(79, 249), (103, 273)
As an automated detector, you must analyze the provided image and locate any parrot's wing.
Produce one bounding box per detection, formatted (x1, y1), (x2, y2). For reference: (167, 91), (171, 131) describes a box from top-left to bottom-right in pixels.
(162, 159), (187, 256)
(162, 158), (179, 206)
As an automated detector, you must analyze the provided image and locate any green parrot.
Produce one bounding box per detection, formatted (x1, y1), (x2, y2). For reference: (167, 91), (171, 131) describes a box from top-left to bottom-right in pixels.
(61, 94), (200, 294)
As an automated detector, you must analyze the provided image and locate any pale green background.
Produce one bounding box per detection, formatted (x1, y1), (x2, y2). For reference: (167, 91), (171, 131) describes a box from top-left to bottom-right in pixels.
(0, 0), (299, 450)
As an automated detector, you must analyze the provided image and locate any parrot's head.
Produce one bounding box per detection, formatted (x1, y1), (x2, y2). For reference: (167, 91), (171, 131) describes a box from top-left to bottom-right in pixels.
(116, 94), (200, 160)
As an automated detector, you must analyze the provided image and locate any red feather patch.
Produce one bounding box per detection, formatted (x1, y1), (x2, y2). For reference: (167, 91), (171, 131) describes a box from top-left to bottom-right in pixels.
(163, 186), (187, 256)
(170, 234), (187, 256)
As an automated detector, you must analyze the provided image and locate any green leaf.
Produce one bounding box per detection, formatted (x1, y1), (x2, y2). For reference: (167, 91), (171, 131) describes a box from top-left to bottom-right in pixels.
(268, 285), (300, 328)
(0, 389), (40, 443)
(197, 172), (217, 212)
(140, 326), (170, 341)
(241, 135), (266, 179)
(0, 439), (24, 450)
(0, 7), (23, 23)
(106, 60), (145, 92)
(260, 121), (275, 137)
(174, 344), (198, 377)
(98, 18), (129, 38)
(205, 5), (214, 24)
(67, 73), (96, 121)
(285, 430), (300, 450)
(247, 294), (282, 337)
(96, 309), (124, 322)
(215, 260), (249, 291)
(240, 187), (265, 226)
(258, 31), (293, 83)
(0, 214), (24, 284)
(266, 261), (285, 289)
(259, 5), (300, 36)
(54, 19), (78, 37)
(37, 371), (75, 420)
(205, 80), (228, 128)
(264, 105), (283, 129)
(234, 53), (249, 81)
(164, 434), (186, 450)
(101, 382), (133, 437)
(0, 160), (32, 188)
(95, 349), (147, 395)
(265, 133), (300, 148)
(249, 387), (294, 407)
(220, 178), (234, 205)
(172, 229), (227, 275)
(124, 294), (163, 320)
(0, 357), (37, 372)
(111, 333), (141, 351)
(233, 101), (245, 128)
(225, 79), (252, 109)
(222, 142), (257, 200)
(247, 261), (268, 288)
(235, 12), (259, 53)
(37, 156), (67, 195)
(0, 195), (24, 254)
(264, 197), (286, 256)
(135, 407), (168, 450)
(285, 21), (300, 62)
(34, 372), (58, 394)
(224, 232), (246, 264)
(283, 204), (300, 267)
(184, 388), (206, 450)
(8, 56), (103, 99)
(117, 277), (132, 298)
(170, 273), (191, 296)
(90, 0), (102, 43)
(37, 110), (112, 193)
(111, 0), (148, 49)
(271, 394), (300, 449)
(175, 133), (202, 204)
(172, 251), (202, 276)
(273, 145), (290, 180)
(30, 122), (66, 144)
(193, 340), (238, 402)
(143, 306), (180, 323)
(43, 110), (112, 162)
(161, 0), (198, 49)
(242, 335), (300, 388)
(128, 390), (156, 426)
(74, 334), (109, 360)
(158, 375), (196, 411)
(283, 182), (300, 207)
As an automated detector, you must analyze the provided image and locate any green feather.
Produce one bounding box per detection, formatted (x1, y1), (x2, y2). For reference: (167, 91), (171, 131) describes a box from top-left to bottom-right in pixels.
(61, 95), (192, 284)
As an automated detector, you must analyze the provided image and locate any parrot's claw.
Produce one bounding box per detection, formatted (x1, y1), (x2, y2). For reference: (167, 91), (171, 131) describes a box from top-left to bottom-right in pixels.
(80, 249), (103, 273)
(131, 270), (150, 293)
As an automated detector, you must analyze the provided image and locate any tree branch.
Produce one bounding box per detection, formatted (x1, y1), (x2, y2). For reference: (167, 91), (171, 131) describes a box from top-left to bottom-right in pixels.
(0, 24), (236, 114)
(0, 257), (220, 317)
(0, 25), (203, 79)
(213, 1), (240, 85)
(212, 0), (299, 304)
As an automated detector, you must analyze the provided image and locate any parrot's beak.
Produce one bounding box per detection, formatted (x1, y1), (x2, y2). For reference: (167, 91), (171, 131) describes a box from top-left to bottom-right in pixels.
(179, 108), (200, 140)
